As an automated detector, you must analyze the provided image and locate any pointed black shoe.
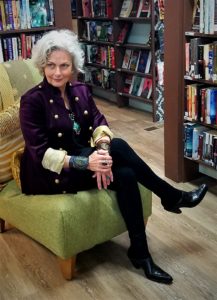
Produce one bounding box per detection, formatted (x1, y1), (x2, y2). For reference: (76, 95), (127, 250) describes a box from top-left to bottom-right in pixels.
(128, 252), (173, 284)
(163, 184), (208, 214)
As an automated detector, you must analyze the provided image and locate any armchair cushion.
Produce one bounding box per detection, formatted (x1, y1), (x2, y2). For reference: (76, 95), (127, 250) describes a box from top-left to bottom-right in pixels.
(0, 180), (152, 259)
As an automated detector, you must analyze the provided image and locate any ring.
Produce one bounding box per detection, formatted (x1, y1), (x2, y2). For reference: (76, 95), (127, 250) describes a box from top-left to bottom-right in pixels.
(102, 160), (108, 166)
(106, 175), (110, 179)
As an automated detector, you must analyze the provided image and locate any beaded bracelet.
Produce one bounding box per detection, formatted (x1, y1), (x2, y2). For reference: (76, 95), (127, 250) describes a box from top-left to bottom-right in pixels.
(69, 156), (89, 170)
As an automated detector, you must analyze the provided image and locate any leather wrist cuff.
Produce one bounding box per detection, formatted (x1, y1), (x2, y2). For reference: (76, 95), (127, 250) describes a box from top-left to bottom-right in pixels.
(69, 156), (89, 170)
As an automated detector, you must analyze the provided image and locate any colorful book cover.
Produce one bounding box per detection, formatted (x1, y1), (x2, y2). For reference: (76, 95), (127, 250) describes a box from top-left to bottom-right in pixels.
(119, 0), (133, 17)
(29, 0), (52, 27)
(129, 0), (140, 17)
(140, 78), (152, 98)
(0, 2), (6, 31)
(131, 76), (143, 96)
(117, 23), (131, 43)
(82, 0), (91, 17)
(122, 49), (132, 69)
(106, 0), (112, 18)
(137, 50), (149, 73)
(137, 0), (151, 18)
(123, 74), (133, 94)
(129, 50), (140, 71)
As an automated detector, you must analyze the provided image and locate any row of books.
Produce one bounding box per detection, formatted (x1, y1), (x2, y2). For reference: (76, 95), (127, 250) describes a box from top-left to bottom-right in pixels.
(184, 123), (217, 169)
(185, 38), (217, 81)
(192, 0), (217, 34)
(122, 74), (152, 99)
(0, 33), (43, 62)
(120, 0), (151, 18)
(84, 20), (113, 42)
(83, 66), (116, 91)
(0, 0), (54, 31)
(122, 49), (151, 74)
(82, 0), (112, 18)
(83, 44), (115, 68)
(185, 84), (217, 125)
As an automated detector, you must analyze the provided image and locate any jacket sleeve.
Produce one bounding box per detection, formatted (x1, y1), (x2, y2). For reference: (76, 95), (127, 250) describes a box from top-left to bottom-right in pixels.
(19, 92), (50, 165)
(85, 87), (114, 146)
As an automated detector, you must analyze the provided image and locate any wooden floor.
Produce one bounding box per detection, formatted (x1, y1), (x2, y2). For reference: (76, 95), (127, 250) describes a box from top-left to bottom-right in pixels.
(0, 98), (217, 300)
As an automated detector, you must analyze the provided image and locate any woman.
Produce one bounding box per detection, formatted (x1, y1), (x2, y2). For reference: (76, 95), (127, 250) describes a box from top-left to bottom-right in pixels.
(19, 30), (208, 285)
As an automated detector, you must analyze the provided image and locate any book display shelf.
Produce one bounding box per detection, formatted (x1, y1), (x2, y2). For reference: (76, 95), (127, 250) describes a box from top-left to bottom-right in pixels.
(74, 0), (164, 122)
(164, 0), (217, 182)
(0, 0), (72, 62)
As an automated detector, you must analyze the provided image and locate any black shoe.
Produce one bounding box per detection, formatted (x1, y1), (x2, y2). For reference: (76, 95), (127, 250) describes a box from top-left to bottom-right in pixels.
(164, 184), (208, 214)
(128, 252), (173, 284)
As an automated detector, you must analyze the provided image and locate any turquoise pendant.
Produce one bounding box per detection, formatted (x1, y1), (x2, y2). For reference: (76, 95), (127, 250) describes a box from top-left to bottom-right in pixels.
(73, 121), (81, 135)
(69, 112), (81, 135)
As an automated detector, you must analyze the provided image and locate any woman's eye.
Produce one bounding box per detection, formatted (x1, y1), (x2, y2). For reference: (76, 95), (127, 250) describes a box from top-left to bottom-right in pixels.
(47, 64), (55, 69)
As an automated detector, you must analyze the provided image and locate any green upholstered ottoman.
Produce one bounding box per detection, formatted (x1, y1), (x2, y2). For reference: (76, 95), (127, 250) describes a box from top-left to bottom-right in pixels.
(0, 179), (152, 279)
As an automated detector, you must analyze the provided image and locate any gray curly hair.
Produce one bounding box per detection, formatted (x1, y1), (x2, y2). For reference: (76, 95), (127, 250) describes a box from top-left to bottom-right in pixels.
(31, 29), (84, 75)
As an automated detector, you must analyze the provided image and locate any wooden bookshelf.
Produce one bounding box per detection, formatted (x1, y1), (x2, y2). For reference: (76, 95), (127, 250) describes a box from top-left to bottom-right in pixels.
(164, 0), (217, 182)
(74, 0), (163, 122)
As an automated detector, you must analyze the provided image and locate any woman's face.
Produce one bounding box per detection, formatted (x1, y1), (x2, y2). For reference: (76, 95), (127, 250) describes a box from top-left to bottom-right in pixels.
(44, 49), (73, 92)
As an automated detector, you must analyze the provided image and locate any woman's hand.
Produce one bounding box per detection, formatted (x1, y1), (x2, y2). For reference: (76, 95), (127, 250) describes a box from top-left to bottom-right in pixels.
(88, 149), (113, 190)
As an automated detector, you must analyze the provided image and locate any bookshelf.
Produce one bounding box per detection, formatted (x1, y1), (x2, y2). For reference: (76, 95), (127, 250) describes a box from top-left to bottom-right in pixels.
(164, 0), (217, 182)
(74, 0), (164, 122)
(0, 0), (72, 61)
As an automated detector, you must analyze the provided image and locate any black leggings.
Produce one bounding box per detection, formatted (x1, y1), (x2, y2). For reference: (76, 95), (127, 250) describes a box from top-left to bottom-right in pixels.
(76, 138), (182, 241)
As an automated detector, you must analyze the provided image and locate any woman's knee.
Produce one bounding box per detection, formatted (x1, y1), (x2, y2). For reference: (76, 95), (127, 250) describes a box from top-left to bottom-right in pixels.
(111, 138), (130, 152)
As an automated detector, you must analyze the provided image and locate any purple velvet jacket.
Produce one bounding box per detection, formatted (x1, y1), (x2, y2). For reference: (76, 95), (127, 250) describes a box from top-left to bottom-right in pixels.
(19, 78), (108, 195)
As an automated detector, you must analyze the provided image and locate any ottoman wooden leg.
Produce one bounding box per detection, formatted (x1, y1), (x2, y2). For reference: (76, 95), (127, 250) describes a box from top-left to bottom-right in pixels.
(58, 256), (77, 280)
(0, 218), (5, 233)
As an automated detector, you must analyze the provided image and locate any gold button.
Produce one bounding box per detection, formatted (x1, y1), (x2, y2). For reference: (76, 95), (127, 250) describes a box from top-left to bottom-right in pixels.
(49, 99), (54, 103)
(54, 114), (59, 119)
(55, 179), (60, 184)
(75, 96), (79, 101)
(57, 132), (63, 137)
(84, 110), (88, 115)
(62, 190), (67, 194)
(38, 85), (42, 88)
(89, 126), (93, 131)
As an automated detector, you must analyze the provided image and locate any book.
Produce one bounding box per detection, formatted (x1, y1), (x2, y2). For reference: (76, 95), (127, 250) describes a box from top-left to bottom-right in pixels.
(137, 0), (151, 18)
(119, 0), (133, 17)
(82, 0), (91, 17)
(139, 78), (152, 98)
(129, 50), (140, 71)
(192, 0), (200, 31)
(0, 1), (6, 31)
(130, 76), (143, 96)
(117, 22), (131, 43)
(0, 39), (4, 62)
(123, 74), (133, 94)
(29, 0), (53, 27)
(106, 0), (112, 18)
(127, 23), (151, 44)
(122, 49), (132, 69)
(184, 122), (198, 157)
(192, 126), (208, 159)
(129, 0), (140, 17)
(136, 50), (151, 73)
(157, 0), (165, 20)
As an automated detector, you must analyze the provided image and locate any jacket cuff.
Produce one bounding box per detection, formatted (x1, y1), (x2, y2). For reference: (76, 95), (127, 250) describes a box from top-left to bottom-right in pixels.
(91, 125), (113, 147)
(42, 148), (67, 174)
